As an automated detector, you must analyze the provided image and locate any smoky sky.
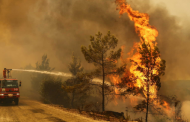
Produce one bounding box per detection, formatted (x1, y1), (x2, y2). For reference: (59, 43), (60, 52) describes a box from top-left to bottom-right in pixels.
(1, 1), (190, 120)
(0, 0), (189, 81)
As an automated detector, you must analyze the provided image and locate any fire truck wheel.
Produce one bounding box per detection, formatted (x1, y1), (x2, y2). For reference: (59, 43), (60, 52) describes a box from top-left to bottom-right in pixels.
(15, 98), (19, 105)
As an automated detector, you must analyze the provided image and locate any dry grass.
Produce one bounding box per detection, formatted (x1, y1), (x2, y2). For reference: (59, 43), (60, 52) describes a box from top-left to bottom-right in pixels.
(48, 104), (129, 122)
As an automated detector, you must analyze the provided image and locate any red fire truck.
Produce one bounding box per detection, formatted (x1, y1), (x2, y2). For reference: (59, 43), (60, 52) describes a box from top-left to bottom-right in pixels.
(0, 68), (21, 105)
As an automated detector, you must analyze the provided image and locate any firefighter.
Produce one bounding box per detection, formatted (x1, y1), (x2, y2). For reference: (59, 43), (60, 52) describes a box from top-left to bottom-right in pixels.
(19, 81), (21, 87)
(3, 68), (6, 78)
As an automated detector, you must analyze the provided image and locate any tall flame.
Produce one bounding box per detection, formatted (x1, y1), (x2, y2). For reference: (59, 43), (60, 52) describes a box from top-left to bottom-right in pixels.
(115, 0), (161, 100)
(106, 1), (186, 120)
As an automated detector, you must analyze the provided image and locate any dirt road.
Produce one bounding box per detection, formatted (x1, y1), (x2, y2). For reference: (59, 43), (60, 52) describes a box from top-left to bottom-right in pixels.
(0, 97), (106, 122)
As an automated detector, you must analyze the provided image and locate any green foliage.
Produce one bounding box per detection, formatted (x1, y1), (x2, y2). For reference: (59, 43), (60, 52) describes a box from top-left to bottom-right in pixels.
(36, 54), (54, 71)
(41, 77), (70, 106)
(62, 73), (91, 108)
(31, 54), (54, 91)
(62, 73), (91, 92)
(62, 54), (91, 108)
(81, 31), (125, 76)
(81, 31), (125, 111)
(68, 53), (84, 76)
(31, 54), (70, 106)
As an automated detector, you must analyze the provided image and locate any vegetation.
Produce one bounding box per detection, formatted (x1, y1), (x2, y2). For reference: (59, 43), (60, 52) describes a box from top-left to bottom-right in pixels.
(31, 54), (54, 91)
(30, 54), (70, 107)
(114, 37), (166, 121)
(24, 64), (35, 69)
(135, 40), (165, 122)
(81, 31), (125, 112)
(41, 77), (70, 106)
(62, 53), (91, 108)
(68, 53), (84, 76)
(18, 34), (188, 122)
(129, 38), (166, 122)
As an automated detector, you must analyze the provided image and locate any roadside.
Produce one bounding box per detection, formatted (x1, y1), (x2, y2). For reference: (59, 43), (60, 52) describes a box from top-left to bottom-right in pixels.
(48, 104), (127, 122)
(0, 97), (107, 122)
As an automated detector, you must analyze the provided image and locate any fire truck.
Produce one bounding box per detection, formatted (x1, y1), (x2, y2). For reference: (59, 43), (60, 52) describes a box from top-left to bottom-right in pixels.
(0, 68), (21, 105)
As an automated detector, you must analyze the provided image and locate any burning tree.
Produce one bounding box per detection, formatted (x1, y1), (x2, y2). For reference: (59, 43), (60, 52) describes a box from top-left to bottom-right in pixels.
(131, 38), (166, 122)
(113, 0), (168, 122)
(81, 31), (125, 112)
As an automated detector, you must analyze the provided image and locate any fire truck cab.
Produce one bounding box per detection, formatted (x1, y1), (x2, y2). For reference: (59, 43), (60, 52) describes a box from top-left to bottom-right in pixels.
(0, 68), (21, 105)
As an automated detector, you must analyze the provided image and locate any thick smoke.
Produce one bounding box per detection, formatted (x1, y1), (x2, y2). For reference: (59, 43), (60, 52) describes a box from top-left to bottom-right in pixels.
(0, 0), (189, 79)
(0, 0), (190, 121)
(181, 101), (190, 121)
(0, 0), (137, 72)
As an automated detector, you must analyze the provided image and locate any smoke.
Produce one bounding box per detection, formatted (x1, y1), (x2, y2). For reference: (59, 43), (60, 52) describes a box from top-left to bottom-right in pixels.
(0, 0), (190, 120)
(0, 0), (189, 80)
(105, 95), (172, 121)
(0, 0), (136, 72)
(181, 101), (190, 121)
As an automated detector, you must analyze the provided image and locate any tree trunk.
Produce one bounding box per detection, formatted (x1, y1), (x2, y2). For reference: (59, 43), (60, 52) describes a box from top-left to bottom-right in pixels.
(145, 83), (149, 122)
(102, 73), (105, 112)
(146, 66), (150, 122)
(102, 54), (105, 112)
(71, 91), (75, 108)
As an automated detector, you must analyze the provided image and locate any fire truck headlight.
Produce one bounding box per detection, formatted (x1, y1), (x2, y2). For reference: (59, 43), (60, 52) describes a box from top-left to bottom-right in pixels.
(16, 93), (20, 95)
(0, 94), (4, 96)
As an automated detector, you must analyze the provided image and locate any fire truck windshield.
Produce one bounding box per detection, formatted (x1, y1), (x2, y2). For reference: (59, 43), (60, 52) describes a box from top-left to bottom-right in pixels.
(1, 80), (18, 88)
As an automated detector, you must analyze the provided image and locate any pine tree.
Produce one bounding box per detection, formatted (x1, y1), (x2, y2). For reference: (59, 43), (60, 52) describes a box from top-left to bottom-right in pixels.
(81, 31), (125, 112)
(131, 38), (166, 122)
(68, 53), (84, 76)
(31, 54), (54, 91)
(62, 53), (90, 108)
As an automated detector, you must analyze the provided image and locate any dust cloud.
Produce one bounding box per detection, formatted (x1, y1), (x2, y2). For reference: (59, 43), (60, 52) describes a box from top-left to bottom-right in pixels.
(0, 0), (190, 121)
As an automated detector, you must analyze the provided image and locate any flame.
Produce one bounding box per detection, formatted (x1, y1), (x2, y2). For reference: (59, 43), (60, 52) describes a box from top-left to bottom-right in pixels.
(113, 0), (162, 100)
(109, 74), (121, 85)
(163, 101), (170, 110)
(105, 0), (176, 117)
(106, 2), (187, 121)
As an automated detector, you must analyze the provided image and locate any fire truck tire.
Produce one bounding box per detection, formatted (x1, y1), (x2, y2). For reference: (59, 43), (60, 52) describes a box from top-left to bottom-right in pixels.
(15, 98), (19, 105)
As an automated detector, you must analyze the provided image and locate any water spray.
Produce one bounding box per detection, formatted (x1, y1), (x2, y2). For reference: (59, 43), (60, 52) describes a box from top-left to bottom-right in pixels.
(12, 69), (104, 84)
(12, 69), (72, 77)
